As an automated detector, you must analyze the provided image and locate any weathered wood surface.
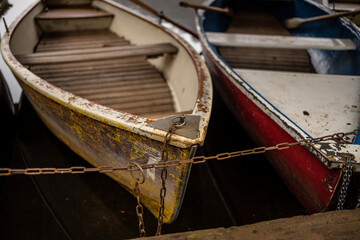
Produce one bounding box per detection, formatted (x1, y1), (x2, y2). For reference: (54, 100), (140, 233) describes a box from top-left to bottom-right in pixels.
(22, 29), (176, 117)
(35, 8), (113, 19)
(35, 7), (115, 32)
(218, 12), (312, 72)
(36, 30), (130, 52)
(207, 32), (356, 50)
(18, 43), (178, 64)
(139, 209), (360, 239)
(233, 68), (360, 138)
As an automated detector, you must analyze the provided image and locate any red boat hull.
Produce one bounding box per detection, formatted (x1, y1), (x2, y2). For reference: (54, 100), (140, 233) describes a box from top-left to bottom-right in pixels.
(203, 50), (341, 213)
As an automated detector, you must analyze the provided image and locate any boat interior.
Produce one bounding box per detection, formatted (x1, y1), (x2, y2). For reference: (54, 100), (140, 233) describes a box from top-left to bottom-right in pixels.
(217, 11), (313, 72)
(203, 0), (360, 138)
(12, 0), (199, 119)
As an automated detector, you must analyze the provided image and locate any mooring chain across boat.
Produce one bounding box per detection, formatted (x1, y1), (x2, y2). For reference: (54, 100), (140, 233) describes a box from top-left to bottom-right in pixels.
(337, 155), (355, 210)
(156, 115), (186, 236)
(128, 116), (186, 237)
(1, 128), (360, 231)
(1, 128), (360, 176)
(128, 161), (146, 237)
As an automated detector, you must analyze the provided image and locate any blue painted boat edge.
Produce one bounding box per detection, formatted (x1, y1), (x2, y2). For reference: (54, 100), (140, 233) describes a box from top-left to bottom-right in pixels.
(199, 1), (313, 140)
(354, 128), (360, 144)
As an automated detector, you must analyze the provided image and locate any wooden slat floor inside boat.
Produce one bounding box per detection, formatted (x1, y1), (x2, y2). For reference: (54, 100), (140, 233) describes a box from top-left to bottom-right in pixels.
(219, 12), (312, 72)
(36, 30), (131, 52)
(30, 30), (176, 117)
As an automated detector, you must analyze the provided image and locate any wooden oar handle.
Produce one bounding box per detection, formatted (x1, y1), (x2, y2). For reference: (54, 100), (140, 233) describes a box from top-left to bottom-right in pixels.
(179, 1), (232, 15)
(127, 0), (198, 38)
(305, 8), (360, 23)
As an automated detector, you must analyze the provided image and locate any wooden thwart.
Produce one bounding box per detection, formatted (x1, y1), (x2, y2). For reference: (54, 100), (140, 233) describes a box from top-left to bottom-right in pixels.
(36, 8), (114, 20)
(217, 11), (312, 72)
(207, 32), (356, 50)
(35, 8), (115, 32)
(233, 68), (360, 82)
(18, 43), (178, 65)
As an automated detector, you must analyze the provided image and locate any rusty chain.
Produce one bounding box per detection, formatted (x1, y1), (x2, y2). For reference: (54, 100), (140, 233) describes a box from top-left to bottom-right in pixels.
(129, 162), (146, 237)
(336, 155), (354, 210)
(156, 115), (186, 236)
(0, 127), (359, 238)
(0, 128), (359, 177)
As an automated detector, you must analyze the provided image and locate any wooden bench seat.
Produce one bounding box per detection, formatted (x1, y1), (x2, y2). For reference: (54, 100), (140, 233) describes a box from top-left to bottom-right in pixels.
(206, 32), (356, 51)
(17, 43), (178, 65)
(233, 68), (360, 81)
(35, 8), (114, 32)
(36, 8), (113, 20)
(217, 12), (309, 72)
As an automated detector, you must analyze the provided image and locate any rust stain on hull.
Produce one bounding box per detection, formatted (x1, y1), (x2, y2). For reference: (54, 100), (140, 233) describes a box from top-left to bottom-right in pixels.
(0, 0), (212, 224)
(21, 83), (192, 223)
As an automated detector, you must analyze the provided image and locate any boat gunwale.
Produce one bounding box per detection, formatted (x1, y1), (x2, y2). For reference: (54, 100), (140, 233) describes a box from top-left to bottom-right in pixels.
(195, 0), (350, 212)
(1, 0), (213, 149)
(195, 0), (360, 167)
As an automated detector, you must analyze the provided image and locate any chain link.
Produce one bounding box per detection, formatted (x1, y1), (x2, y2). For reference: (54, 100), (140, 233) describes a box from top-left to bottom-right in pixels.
(134, 180), (146, 237)
(156, 115), (185, 236)
(129, 162), (146, 237)
(0, 128), (359, 177)
(337, 156), (354, 210)
(0, 127), (359, 236)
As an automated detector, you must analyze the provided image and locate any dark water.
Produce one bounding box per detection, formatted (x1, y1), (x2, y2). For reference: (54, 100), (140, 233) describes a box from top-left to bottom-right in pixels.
(0, 1), (305, 239)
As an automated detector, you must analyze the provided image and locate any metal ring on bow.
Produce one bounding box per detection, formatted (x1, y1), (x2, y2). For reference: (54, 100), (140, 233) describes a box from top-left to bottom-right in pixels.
(171, 115), (186, 128)
(128, 162), (145, 184)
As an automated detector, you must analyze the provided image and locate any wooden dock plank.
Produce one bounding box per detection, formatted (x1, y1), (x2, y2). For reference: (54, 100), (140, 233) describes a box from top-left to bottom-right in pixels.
(139, 209), (360, 240)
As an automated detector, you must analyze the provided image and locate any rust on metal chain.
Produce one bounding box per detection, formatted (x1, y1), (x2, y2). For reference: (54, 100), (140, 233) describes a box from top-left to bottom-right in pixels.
(156, 115), (186, 236)
(134, 180), (146, 237)
(0, 128), (359, 177)
(129, 162), (146, 237)
(0, 166), (128, 176)
(337, 155), (355, 210)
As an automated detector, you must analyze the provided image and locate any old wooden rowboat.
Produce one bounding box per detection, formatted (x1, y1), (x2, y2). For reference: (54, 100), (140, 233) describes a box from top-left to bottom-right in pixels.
(196, 0), (360, 212)
(1, 0), (212, 223)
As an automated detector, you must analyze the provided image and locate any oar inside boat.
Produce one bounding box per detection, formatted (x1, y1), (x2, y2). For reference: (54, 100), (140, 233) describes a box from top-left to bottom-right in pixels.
(127, 0), (197, 37)
(179, 1), (234, 16)
(284, 7), (360, 29)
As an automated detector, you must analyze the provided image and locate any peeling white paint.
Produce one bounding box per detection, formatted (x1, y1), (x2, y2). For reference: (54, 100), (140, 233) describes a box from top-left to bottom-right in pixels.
(146, 156), (159, 182)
